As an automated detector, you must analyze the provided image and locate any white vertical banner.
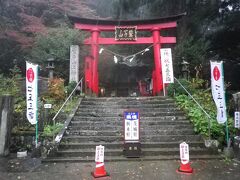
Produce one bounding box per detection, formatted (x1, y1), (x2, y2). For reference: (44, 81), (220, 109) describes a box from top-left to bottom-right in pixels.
(210, 61), (227, 124)
(26, 62), (38, 125)
(235, 112), (240, 128)
(160, 48), (174, 84)
(95, 145), (104, 162)
(69, 45), (79, 83)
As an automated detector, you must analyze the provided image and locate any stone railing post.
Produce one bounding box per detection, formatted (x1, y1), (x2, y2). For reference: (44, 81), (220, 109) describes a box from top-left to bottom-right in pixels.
(233, 92), (240, 111)
(0, 95), (14, 156)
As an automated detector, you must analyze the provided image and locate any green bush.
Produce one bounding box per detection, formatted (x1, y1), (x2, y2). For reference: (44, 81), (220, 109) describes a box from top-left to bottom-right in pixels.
(0, 71), (27, 127)
(65, 81), (77, 95)
(0, 74), (19, 95)
(175, 89), (236, 146)
(42, 123), (64, 137)
(167, 78), (193, 96)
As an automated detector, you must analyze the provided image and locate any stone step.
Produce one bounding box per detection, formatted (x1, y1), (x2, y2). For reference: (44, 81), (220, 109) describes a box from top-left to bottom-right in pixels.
(66, 129), (195, 136)
(78, 103), (177, 109)
(68, 124), (194, 130)
(59, 141), (206, 149)
(76, 107), (181, 113)
(141, 147), (214, 156)
(81, 96), (173, 102)
(72, 116), (188, 121)
(42, 154), (222, 163)
(81, 97), (174, 105)
(61, 135), (202, 143)
(74, 111), (185, 117)
(70, 120), (191, 126)
(80, 99), (175, 105)
(45, 96), (220, 162)
(55, 147), (214, 157)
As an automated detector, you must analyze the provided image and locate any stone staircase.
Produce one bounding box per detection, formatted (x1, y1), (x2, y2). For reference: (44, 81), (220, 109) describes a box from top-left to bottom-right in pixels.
(43, 96), (220, 162)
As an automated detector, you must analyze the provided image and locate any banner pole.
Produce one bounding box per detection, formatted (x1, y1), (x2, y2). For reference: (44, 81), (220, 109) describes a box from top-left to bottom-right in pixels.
(36, 120), (38, 148)
(35, 65), (39, 148)
(221, 61), (230, 147)
(26, 62), (39, 148)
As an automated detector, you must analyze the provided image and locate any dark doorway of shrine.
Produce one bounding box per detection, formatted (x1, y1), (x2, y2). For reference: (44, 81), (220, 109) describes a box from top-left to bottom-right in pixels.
(98, 46), (153, 97)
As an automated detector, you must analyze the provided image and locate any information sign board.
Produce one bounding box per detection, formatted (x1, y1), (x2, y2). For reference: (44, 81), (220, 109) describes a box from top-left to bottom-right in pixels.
(235, 111), (240, 128)
(124, 111), (140, 142)
(115, 26), (137, 41)
(44, 104), (52, 109)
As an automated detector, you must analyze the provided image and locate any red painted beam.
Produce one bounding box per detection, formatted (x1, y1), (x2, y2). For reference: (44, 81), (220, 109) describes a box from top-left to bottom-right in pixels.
(160, 37), (176, 44)
(75, 22), (177, 31)
(84, 37), (152, 45)
(84, 36), (176, 45)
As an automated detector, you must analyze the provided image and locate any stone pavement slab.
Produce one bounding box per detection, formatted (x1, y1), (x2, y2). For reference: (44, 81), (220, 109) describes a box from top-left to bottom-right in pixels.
(0, 155), (240, 180)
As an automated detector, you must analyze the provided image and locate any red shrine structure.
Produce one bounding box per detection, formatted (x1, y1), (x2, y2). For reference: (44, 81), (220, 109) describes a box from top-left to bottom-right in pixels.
(69, 13), (185, 96)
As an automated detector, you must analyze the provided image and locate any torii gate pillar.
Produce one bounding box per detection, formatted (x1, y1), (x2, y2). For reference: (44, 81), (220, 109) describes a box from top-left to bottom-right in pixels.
(152, 28), (163, 95)
(91, 28), (100, 96)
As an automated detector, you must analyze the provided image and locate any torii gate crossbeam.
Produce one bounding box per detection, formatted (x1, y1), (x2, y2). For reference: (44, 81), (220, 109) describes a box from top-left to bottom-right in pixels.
(69, 13), (185, 96)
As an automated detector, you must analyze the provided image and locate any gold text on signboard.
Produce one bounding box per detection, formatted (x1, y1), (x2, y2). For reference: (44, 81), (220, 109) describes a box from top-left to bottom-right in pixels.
(115, 26), (137, 41)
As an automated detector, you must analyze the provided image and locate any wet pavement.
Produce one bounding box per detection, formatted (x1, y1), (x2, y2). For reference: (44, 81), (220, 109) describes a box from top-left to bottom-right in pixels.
(0, 154), (240, 180)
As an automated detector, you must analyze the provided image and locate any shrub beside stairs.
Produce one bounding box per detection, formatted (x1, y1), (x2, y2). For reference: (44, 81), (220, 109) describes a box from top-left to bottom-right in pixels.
(43, 96), (220, 162)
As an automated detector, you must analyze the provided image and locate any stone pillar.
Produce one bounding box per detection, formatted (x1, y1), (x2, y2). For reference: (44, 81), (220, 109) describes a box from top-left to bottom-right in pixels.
(233, 92), (240, 111)
(0, 95), (14, 156)
(69, 45), (80, 83)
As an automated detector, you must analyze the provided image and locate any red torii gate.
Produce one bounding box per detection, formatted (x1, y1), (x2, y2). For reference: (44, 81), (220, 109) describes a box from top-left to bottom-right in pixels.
(69, 13), (184, 96)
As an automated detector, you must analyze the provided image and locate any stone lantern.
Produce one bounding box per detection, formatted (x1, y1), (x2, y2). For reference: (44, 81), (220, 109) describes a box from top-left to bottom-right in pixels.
(180, 58), (190, 80)
(46, 57), (55, 79)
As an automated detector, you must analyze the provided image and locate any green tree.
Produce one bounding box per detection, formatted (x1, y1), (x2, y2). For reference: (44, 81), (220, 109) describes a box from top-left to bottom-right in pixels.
(174, 36), (209, 77)
(0, 38), (25, 75)
(208, 0), (240, 63)
(29, 26), (86, 78)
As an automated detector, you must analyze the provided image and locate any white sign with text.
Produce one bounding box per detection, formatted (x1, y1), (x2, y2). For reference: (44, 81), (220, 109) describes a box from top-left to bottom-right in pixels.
(124, 111), (139, 142)
(235, 111), (240, 128)
(44, 104), (52, 109)
(180, 142), (189, 164)
(69, 45), (79, 83)
(95, 145), (104, 162)
(160, 48), (174, 84)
